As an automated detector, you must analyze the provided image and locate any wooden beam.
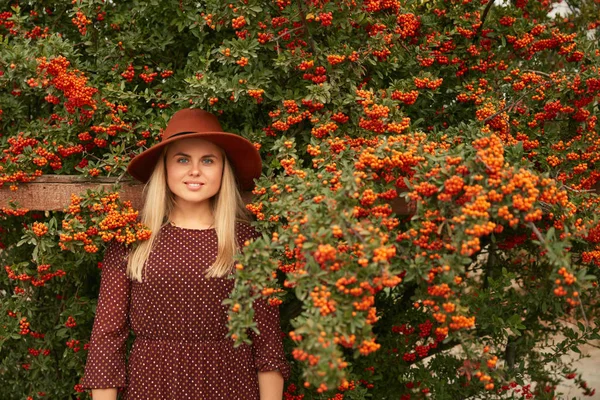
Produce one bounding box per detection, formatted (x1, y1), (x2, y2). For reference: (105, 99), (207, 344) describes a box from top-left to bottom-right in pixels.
(3, 175), (596, 215)
(0, 175), (415, 214)
(0, 175), (144, 211)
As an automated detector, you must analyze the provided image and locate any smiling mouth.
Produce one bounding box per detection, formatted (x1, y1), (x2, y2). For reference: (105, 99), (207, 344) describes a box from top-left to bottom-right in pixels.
(185, 182), (204, 188)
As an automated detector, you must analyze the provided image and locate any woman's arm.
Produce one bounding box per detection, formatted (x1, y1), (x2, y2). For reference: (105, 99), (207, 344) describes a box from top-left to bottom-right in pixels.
(258, 370), (284, 400)
(81, 242), (132, 392)
(239, 225), (290, 398)
(248, 295), (290, 389)
(91, 388), (117, 400)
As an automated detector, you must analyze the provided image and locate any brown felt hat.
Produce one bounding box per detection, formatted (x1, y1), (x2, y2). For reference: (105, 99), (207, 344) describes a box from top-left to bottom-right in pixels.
(127, 109), (262, 190)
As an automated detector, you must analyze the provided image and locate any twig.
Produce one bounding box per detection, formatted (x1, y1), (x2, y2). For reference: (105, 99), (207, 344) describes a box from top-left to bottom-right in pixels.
(399, 41), (412, 53)
(82, 150), (104, 163)
(483, 238), (497, 289)
(578, 300), (590, 334)
(529, 222), (590, 332)
(473, 0), (495, 42)
(560, 185), (595, 193)
(528, 222), (545, 243)
(522, 69), (552, 78)
(294, 0), (318, 55)
(555, 316), (599, 344)
(115, 170), (128, 184)
(49, 7), (67, 31)
(537, 201), (555, 213)
(483, 83), (544, 123)
(269, 26), (304, 43)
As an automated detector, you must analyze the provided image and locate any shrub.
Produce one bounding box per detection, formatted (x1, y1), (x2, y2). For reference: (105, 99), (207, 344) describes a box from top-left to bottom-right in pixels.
(1, 0), (599, 398)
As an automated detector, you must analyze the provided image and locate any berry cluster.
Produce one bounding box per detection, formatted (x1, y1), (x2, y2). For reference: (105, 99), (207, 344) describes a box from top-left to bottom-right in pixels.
(59, 191), (151, 254)
(71, 11), (91, 35)
(36, 56), (98, 116)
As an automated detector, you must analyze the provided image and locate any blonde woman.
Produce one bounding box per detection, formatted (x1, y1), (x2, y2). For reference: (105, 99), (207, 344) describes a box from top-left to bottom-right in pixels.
(81, 109), (289, 399)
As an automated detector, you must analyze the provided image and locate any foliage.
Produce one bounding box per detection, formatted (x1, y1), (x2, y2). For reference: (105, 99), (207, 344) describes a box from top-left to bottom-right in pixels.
(1, 0), (600, 399)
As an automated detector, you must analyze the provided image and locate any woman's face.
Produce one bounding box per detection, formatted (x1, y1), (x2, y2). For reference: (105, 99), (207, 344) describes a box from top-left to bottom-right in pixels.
(165, 138), (224, 211)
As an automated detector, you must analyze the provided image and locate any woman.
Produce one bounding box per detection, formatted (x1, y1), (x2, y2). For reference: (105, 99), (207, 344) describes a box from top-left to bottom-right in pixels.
(81, 109), (289, 399)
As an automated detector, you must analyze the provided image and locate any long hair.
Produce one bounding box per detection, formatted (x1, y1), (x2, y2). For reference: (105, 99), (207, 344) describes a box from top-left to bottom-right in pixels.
(126, 145), (250, 282)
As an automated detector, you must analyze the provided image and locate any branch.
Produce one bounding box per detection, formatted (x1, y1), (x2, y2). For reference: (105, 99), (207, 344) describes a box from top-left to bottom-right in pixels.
(115, 170), (128, 184)
(528, 222), (590, 334)
(504, 337), (517, 369)
(82, 150), (104, 163)
(482, 69), (555, 124)
(522, 69), (552, 78)
(538, 201), (557, 214)
(483, 80), (546, 123)
(269, 26), (304, 43)
(483, 93), (526, 122)
(528, 222), (545, 243)
(578, 300), (590, 334)
(559, 185), (596, 193)
(482, 239), (497, 289)
(473, 0), (495, 42)
(294, 0), (318, 55)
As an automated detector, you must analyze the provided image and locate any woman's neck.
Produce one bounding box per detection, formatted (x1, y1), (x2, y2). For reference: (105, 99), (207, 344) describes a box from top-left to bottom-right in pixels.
(168, 204), (214, 230)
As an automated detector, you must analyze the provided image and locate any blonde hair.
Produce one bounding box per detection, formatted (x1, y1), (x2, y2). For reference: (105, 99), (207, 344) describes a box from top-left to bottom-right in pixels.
(126, 146), (250, 282)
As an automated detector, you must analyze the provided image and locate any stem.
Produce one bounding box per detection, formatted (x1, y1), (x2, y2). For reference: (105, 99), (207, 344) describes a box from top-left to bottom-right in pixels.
(483, 90), (532, 123)
(280, 297), (304, 323)
(473, 0), (495, 42)
(529, 222), (545, 243)
(269, 26), (304, 43)
(483, 72), (552, 123)
(504, 337), (517, 369)
(115, 170), (128, 184)
(578, 300), (589, 333)
(53, 286), (68, 381)
(483, 238), (497, 289)
(49, 7), (67, 31)
(522, 69), (552, 78)
(294, 0), (318, 55)
(559, 185), (595, 193)
(82, 150), (104, 163)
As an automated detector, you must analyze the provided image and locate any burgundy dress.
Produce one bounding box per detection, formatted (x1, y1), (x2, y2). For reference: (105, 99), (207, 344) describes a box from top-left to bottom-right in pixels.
(81, 222), (289, 399)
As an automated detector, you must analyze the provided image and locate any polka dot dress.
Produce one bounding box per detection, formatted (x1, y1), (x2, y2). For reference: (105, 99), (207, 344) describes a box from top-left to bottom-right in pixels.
(81, 222), (290, 399)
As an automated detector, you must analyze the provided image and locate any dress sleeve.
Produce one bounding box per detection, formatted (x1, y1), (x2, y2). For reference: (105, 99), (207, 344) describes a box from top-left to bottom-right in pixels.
(237, 222), (290, 380)
(81, 241), (132, 389)
(249, 297), (291, 380)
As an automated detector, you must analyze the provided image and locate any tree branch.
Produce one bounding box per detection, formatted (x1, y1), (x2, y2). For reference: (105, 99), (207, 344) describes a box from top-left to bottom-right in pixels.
(294, 0), (318, 55)
(269, 26), (304, 43)
(504, 337), (517, 369)
(528, 222), (545, 243)
(559, 185), (595, 193)
(473, 0), (495, 42)
(483, 81), (546, 123)
(522, 69), (552, 78)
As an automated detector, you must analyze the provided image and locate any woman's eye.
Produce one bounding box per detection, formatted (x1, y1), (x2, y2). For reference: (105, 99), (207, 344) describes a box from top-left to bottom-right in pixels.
(202, 158), (214, 164)
(177, 158), (188, 163)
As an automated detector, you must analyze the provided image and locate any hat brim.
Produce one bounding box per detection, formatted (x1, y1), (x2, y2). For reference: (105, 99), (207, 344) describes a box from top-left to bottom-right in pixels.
(127, 131), (262, 190)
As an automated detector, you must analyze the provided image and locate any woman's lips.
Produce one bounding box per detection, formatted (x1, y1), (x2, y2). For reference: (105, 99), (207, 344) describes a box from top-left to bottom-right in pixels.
(185, 182), (204, 191)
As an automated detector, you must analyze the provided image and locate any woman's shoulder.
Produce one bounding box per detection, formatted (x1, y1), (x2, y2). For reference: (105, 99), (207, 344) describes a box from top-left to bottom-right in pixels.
(105, 239), (130, 254)
(101, 239), (131, 271)
(235, 220), (262, 242)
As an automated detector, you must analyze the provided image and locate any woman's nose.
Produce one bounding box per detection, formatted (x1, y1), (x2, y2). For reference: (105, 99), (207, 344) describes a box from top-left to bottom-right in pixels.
(188, 162), (201, 176)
